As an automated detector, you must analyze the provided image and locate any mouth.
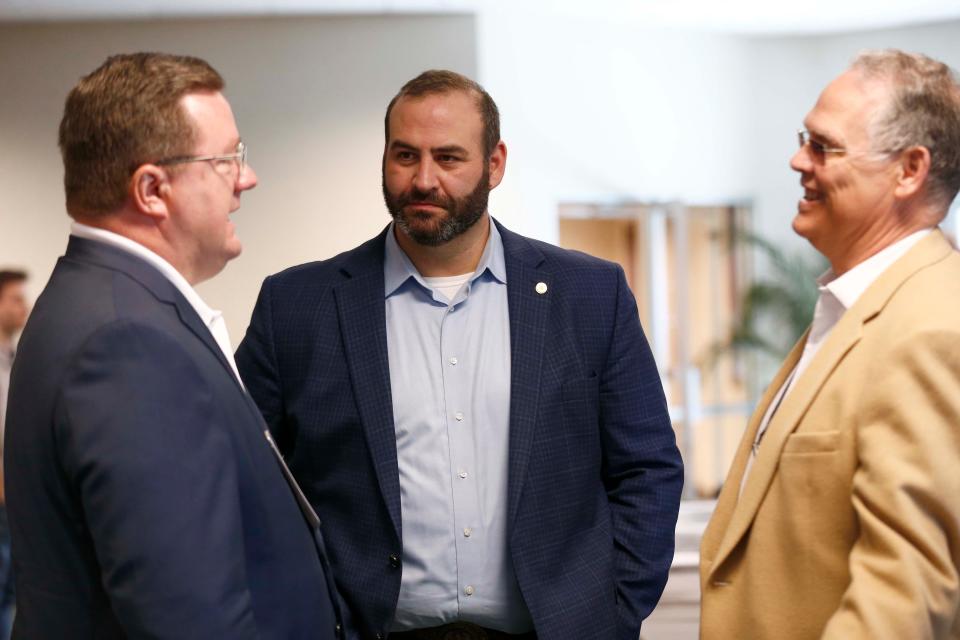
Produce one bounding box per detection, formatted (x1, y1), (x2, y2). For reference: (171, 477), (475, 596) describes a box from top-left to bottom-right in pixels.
(405, 202), (446, 212)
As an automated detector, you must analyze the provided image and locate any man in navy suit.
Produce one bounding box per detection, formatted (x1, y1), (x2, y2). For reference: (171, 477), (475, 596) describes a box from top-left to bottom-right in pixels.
(237, 70), (683, 640)
(4, 53), (340, 639)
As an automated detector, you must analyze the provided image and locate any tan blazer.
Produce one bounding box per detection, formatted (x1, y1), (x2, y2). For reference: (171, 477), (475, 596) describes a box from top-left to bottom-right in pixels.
(700, 230), (960, 640)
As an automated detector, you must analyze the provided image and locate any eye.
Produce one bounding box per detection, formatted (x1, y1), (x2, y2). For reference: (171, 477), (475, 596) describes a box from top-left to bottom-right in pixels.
(212, 158), (239, 175)
(394, 150), (416, 162)
(809, 139), (827, 155)
(436, 154), (461, 164)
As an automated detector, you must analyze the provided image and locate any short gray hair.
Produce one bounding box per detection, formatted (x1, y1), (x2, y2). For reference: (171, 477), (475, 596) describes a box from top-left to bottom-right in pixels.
(851, 49), (960, 211)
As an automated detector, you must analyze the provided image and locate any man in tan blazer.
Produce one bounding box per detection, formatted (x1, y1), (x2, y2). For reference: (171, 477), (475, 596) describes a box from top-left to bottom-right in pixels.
(700, 49), (960, 640)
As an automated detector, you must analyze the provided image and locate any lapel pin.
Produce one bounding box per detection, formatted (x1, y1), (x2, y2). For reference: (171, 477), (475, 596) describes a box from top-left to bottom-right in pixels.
(535, 282), (548, 295)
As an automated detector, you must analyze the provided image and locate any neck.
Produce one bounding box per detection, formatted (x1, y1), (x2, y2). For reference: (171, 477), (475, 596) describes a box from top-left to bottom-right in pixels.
(827, 223), (932, 276)
(76, 211), (201, 285)
(0, 331), (14, 351)
(824, 199), (940, 276)
(395, 213), (491, 277)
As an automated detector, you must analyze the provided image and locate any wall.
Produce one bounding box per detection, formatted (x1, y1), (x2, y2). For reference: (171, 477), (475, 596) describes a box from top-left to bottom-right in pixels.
(3, 13), (960, 346)
(0, 14), (476, 341)
(477, 9), (756, 243)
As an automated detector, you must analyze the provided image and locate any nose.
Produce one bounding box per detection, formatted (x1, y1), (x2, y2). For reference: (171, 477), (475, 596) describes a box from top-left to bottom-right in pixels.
(412, 158), (439, 192)
(790, 144), (812, 174)
(237, 164), (258, 191)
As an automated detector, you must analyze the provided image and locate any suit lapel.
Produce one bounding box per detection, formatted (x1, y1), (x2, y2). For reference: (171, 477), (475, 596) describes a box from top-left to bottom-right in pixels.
(707, 230), (955, 575)
(498, 222), (552, 527)
(332, 230), (402, 539)
(701, 332), (806, 564)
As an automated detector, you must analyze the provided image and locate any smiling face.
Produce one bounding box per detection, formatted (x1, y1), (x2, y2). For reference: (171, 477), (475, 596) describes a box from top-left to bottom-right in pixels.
(381, 90), (504, 247)
(789, 70), (903, 268)
(165, 91), (258, 284)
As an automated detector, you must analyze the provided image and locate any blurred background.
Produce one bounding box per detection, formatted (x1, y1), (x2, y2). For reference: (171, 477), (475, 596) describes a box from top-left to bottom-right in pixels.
(2, 2), (960, 636)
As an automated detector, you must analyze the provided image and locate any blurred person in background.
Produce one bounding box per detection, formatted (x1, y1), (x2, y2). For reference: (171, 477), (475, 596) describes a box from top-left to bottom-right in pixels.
(0, 269), (28, 640)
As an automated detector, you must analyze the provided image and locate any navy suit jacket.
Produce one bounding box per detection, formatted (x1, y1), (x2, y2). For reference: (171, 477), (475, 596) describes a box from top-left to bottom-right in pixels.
(236, 220), (683, 640)
(4, 237), (340, 639)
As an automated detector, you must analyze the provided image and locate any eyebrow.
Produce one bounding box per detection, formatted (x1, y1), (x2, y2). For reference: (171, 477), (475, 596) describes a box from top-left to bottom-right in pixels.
(390, 140), (470, 156)
(805, 126), (843, 148)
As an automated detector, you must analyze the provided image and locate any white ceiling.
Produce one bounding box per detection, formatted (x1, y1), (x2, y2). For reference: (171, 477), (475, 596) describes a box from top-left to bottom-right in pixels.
(2, 0), (959, 35)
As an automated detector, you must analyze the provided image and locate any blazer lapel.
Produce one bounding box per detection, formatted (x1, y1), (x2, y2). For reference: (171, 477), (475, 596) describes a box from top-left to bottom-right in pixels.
(701, 332), (806, 564)
(708, 229), (955, 575)
(710, 316), (863, 574)
(498, 222), (553, 527)
(332, 230), (402, 539)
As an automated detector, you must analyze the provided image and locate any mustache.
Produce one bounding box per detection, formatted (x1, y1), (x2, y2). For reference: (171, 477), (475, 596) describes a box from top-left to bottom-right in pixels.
(396, 188), (452, 209)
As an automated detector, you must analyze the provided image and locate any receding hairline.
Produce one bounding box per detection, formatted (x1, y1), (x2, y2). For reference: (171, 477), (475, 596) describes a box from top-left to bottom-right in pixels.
(386, 87), (486, 133)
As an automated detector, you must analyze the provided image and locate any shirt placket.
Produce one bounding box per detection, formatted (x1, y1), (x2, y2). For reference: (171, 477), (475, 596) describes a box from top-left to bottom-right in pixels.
(440, 291), (482, 612)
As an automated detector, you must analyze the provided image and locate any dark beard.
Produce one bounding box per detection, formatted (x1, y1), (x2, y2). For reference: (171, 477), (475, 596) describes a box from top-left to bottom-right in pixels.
(382, 167), (490, 247)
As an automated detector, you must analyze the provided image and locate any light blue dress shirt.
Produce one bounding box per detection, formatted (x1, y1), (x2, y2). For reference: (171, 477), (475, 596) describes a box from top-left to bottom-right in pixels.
(384, 222), (533, 633)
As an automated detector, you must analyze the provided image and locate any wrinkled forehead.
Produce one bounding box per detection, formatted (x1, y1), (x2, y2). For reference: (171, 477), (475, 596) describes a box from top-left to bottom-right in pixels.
(804, 70), (891, 144)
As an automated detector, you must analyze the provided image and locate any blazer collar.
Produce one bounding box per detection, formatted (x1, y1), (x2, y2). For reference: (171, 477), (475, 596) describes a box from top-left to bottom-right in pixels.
(706, 229), (956, 575)
(63, 236), (244, 394)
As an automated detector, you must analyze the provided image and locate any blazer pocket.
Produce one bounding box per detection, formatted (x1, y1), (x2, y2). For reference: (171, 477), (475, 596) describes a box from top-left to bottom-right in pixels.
(781, 430), (841, 454)
(560, 372), (599, 403)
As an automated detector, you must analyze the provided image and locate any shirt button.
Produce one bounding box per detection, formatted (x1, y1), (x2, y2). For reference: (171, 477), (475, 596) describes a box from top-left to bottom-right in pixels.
(463, 527), (472, 537)
(464, 585), (475, 596)
(449, 356), (458, 365)
(458, 470), (468, 479)
(455, 412), (464, 422)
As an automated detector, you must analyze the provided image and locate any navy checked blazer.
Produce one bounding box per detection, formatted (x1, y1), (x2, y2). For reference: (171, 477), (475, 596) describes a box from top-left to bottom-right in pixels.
(235, 220), (684, 640)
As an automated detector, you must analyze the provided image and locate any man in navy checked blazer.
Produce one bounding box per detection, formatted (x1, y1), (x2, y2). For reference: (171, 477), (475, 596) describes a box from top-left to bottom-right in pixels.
(236, 70), (683, 640)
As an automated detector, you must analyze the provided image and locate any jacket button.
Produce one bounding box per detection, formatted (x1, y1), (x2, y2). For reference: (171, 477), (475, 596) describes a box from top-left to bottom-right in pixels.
(389, 553), (401, 568)
(376, 634), (384, 639)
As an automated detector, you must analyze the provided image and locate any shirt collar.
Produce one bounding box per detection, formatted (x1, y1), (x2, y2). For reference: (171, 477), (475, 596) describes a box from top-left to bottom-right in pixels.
(816, 228), (933, 311)
(70, 222), (221, 328)
(383, 219), (508, 298)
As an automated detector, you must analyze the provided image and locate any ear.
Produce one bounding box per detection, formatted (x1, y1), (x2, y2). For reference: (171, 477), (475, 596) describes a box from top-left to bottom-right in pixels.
(893, 145), (931, 200)
(129, 164), (172, 221)
(487, 140), (507, 190)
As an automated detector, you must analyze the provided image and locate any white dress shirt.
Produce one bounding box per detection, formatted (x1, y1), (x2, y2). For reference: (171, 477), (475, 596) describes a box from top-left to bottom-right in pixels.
(69, 223), (243, 385)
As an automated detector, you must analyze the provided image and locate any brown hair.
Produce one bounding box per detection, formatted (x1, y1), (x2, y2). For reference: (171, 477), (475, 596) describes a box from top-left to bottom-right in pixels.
(0, 270), (27, 297)
(384, 69), (501, 158)
(852, 49), (960, 210)
(58, 52), (224, 218)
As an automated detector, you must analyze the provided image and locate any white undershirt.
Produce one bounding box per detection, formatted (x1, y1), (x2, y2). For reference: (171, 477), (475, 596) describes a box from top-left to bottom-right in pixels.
(69, 223), (243, 385)
(422, 273), (473, 302)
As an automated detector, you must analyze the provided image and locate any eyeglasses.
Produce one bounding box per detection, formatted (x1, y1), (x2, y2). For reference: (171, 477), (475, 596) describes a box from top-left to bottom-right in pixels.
(156, 141), (247, 177)
(797, 130), (847, 155)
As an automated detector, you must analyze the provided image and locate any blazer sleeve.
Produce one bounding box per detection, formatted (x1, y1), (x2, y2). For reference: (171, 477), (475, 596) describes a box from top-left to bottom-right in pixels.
(821, 329), (960, 639)
(55, 321), (260, 639)
(600, 265), (684, 639)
